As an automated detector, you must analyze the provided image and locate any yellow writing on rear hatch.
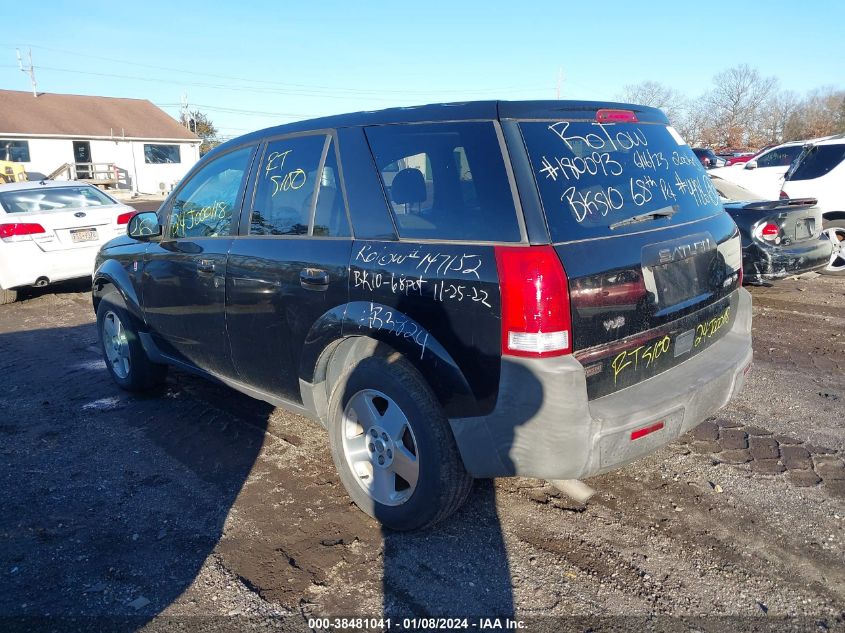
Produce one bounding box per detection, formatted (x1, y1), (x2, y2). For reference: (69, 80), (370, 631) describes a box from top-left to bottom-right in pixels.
(694, 307), (731, 348)
(611, 335), (671, 385)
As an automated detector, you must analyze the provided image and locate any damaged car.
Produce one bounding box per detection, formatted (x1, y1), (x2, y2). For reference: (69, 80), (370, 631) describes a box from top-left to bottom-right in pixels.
(712, 177), (832, 284)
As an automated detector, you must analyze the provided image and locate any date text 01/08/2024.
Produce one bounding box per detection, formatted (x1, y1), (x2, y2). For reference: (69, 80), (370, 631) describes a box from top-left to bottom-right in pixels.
(306, 617), (526, 630)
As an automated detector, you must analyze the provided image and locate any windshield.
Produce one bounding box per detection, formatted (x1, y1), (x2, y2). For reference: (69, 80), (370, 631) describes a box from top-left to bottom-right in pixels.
(0, 186), (115, 214)
(519, 121), (722, 242)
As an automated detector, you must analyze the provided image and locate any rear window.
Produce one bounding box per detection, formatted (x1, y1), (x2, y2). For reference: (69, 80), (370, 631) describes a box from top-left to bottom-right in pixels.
(0, 186), (114, 214)
(788, 144), (845, 181)
(366, 122), (521, 242)
(519, 121), (722, 242)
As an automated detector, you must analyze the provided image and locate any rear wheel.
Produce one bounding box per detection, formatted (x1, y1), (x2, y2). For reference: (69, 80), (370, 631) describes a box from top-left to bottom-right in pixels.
(327, 351), (473, 531)
(820, 219), (845, 276)
(96, 292), (167, 391)
(0, 287), (17, 305)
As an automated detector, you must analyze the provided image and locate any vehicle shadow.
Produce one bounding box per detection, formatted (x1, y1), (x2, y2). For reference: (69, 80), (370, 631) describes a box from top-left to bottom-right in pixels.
(367, 299), (544, 621)
(0, 314), (542, 628)
(0, 321), (274, 631)
(12, 278), (92, 303)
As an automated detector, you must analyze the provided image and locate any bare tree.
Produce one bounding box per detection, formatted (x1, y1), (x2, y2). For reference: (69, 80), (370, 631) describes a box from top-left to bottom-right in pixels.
(705, 65), (778, 148)
(755, 90), (801, 146)
(618, 80), (686, 124)
(783, 87), (845, 140)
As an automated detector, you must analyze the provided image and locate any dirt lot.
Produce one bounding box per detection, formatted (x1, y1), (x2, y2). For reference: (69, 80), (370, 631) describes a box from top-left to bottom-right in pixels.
(1, 275), (843, 632)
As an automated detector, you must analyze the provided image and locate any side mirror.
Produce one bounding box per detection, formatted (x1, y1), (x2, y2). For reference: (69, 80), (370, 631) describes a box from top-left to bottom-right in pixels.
(127, 211), (162, 240)
(745, 160), (758, 170)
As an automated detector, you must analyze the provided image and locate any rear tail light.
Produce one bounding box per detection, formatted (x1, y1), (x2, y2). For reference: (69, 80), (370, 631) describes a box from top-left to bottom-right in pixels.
(595, 109), (638, 123)
(494, 245), (571, 357)
(0, 222), (46, 240)
(758, 222), (780, 241)
(117, 211), (136, 225)
(737, 263), (743, 286)
(779, 190), (788, 200)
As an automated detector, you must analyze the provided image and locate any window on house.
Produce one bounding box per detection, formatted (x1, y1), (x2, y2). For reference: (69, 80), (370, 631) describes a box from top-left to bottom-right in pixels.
(144, 144), (181, 164)
(0, 140), (30, 162)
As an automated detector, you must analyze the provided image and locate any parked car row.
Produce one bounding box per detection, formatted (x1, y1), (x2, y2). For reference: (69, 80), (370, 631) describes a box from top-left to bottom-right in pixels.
(692, 147), (726, 168)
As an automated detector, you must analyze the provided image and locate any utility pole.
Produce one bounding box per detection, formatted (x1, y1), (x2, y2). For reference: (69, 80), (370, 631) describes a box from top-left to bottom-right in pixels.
(180, 92), (192, 131)
(556, 67), (564, 100)
(16, 48), (37, 97)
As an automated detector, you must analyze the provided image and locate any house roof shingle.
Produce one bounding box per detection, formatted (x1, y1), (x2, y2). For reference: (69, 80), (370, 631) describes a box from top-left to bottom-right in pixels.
(0, 89), (199, 141)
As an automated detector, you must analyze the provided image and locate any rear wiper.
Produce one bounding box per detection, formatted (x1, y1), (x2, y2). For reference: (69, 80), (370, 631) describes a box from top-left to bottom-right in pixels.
(609, 205), (679, 230)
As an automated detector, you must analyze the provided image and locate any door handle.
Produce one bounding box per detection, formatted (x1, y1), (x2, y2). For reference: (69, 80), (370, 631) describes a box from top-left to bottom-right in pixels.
(300, 267), (329, 290)
(197, 260), (215, 274)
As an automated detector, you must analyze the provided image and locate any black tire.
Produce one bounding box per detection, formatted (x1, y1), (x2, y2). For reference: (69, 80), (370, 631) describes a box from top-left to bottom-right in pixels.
(820, 218), (845, 276)
(96, 291), (167, 391)
(0, 287), (17, 305)
(327, 350), (473, 531)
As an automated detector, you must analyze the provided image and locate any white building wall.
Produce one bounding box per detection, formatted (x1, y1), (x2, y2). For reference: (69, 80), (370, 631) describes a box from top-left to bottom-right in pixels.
(2, 136), (200, 194)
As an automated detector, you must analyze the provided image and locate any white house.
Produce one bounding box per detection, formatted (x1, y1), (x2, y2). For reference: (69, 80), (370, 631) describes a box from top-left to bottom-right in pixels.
(0, 89), (200, 194)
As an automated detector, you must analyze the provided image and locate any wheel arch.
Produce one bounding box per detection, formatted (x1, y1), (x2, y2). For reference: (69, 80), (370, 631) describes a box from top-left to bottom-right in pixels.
(92, 260), (145, 331)
(822, 211), (845, 223)
(298, 301), (480, 426)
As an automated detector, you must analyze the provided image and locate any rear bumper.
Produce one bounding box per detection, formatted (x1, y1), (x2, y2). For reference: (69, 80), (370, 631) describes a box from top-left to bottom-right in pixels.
(743, 238), (832, 283)
(450, 288), (753, 480)
(0, 241), (100, 289)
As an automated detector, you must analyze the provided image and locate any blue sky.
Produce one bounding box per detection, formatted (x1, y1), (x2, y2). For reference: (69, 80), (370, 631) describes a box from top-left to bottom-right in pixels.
(3, 0), (843, 140)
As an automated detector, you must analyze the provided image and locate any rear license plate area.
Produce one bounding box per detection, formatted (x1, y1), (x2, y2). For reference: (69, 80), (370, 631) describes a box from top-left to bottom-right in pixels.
(70, 228), (98, 243)
(795, 218), (814, 240)
(652, 257), (699, 306)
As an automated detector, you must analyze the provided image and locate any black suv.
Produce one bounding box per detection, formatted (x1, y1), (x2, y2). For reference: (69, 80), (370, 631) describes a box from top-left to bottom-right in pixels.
(93, 101), (753, 530)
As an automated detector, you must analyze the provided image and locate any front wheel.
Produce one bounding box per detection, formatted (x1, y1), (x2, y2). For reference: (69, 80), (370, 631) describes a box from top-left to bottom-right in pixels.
(96, 292), (167, 391)
(820, 219), (845, 276)
(327, 351), (473, 531)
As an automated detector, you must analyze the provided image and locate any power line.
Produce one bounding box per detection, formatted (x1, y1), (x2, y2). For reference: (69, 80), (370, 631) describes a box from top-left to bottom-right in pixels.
(1, 43), (548, 97)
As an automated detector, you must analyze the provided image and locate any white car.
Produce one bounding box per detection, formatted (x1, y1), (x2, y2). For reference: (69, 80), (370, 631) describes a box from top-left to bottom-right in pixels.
(708, 140), (811, 199)
(781, 134), (845, 276)
(0, 180), (136, 304)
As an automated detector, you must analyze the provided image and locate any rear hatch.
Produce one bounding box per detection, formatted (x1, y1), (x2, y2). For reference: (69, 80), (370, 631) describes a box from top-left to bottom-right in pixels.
(516, 108), (742, 399)
(0, 184), (128, 251)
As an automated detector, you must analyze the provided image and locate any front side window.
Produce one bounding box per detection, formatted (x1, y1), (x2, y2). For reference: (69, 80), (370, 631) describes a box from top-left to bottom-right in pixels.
(144, 144), (181, 164)
(0, 140), (30, 162)
(0, 185), (113, 214)
(365, 122), (521, 242)
(756, 146), (801, 168)
(168, 146), (252, 239)
(249, 135), (327, 236)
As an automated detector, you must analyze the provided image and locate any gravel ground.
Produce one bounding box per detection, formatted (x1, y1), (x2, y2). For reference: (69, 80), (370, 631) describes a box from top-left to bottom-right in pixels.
(0, 276), (843, 633)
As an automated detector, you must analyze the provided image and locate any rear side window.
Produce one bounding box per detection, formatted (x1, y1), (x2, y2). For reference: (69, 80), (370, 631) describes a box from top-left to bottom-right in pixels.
(366, 122), (521, 242)
(520, 121), (722, 242)
(788, 144), (845, 181)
